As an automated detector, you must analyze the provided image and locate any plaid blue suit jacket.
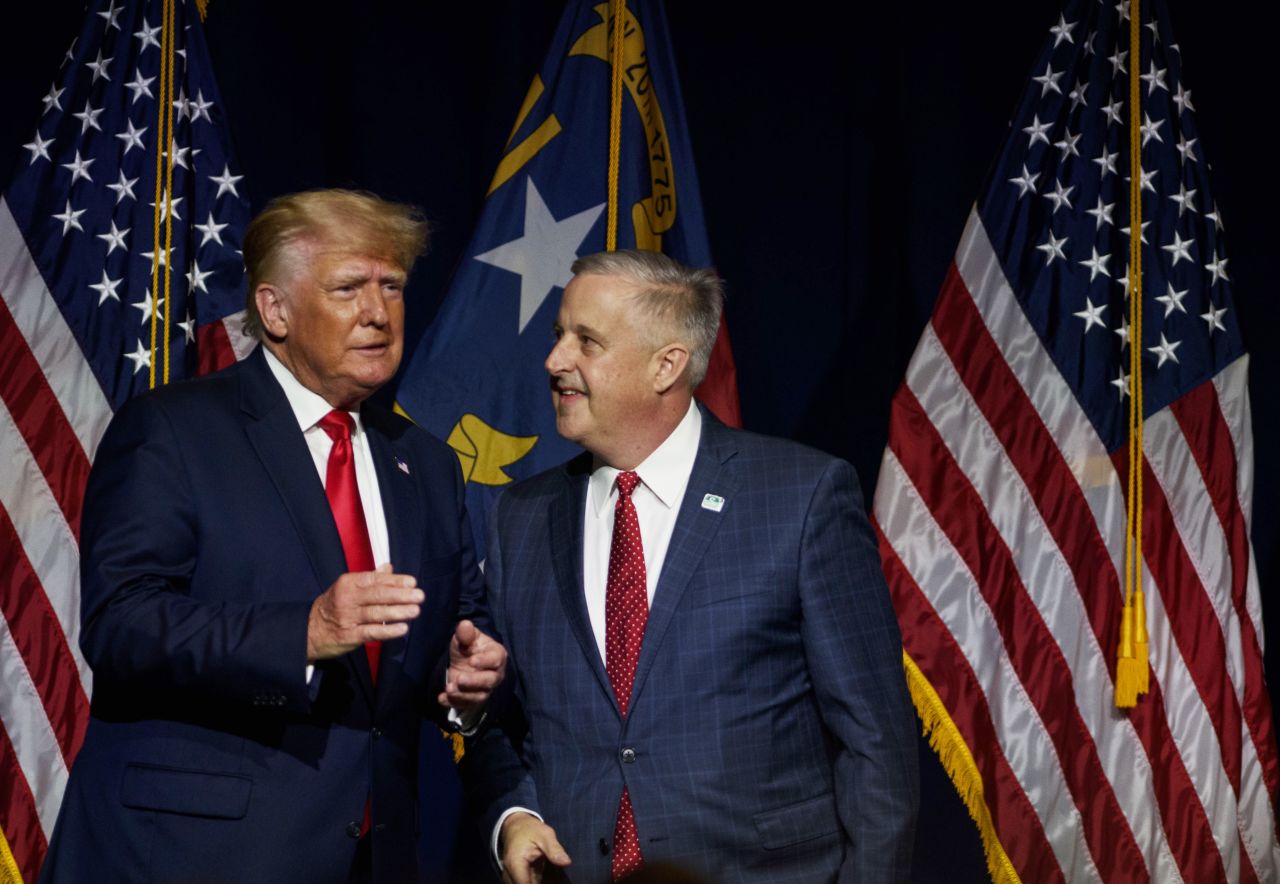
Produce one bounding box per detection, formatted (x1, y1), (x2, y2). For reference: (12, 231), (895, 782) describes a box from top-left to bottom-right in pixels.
(470, 409), (919, 883)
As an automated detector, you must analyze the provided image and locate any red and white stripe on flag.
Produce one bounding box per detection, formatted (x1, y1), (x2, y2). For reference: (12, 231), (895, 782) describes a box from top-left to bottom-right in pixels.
(0, 200), (101, 883)
(874, 209), (1279, 883)
(0, 1), (253, 876)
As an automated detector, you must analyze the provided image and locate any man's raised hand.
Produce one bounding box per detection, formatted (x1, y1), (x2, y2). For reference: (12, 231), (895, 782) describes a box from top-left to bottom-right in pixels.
(307, 563), (422, 661)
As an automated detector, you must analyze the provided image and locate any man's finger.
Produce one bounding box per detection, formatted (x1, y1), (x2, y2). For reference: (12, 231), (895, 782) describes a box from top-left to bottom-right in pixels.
(351, 569), (418, 590)
(346, 585), (424, 606)
(453, 618), (479, 648)
(449, 668), (502, 691)
(531, 827), (571, 867)
(358, 603), (421, 625)
(360, 621), (411, 642)
(456, 646), (505, 670)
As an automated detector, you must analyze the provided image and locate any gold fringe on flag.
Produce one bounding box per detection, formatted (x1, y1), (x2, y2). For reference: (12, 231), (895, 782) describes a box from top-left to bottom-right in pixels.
(903, 651), (1022, 884)
(0, 825), (22, 884)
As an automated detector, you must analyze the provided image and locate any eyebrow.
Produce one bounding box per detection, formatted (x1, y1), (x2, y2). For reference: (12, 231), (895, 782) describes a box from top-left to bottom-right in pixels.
(327, 266), (406, 287)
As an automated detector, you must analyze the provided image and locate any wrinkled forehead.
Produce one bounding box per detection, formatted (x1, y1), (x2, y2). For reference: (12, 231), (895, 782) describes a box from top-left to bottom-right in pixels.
(285, 231), (405, 279)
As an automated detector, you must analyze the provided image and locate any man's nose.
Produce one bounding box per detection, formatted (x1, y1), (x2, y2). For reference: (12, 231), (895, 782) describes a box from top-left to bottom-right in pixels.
(357, 284), (389, 325)
(544, 338), (569, 374)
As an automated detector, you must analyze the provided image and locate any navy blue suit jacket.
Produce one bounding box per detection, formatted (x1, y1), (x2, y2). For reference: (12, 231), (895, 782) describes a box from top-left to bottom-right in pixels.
(41, 346), (484, 883)
(468, 411), (918, 883)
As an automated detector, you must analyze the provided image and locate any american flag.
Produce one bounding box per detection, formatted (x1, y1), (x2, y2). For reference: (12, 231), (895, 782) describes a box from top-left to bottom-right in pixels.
(872, 0), (1279, 881)
(0, 1), (251, 878)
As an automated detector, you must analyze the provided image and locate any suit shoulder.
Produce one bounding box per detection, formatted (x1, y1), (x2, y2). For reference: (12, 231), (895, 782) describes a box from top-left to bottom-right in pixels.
(495, 453), (586, 511)
(363, 403), (447, 448)
(712, 422), (847, 477)
(109, 357), (246, 430)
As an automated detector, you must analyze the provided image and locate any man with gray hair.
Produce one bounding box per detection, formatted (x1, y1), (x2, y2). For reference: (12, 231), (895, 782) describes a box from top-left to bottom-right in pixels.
(468, 249), (919, 882)
(42, 189), (506, 883)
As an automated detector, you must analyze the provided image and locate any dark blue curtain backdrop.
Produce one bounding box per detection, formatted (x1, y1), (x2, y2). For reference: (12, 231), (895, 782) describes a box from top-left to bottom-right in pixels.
(4, 2), (1275, 881)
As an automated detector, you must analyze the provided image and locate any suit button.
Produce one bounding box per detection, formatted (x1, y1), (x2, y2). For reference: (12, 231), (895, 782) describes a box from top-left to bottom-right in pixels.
(620, 748), (636, 764)
(598, 838), (610, 856)
(346, 822), (361, 839)
(371, 727), (383, 739)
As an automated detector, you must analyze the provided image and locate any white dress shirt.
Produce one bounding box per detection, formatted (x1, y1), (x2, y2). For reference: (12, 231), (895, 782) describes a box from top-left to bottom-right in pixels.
(582, 400), (702, 661)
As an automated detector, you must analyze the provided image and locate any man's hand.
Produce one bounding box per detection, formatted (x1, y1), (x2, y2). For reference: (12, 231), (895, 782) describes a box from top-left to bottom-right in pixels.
(438, 619), (508, 712)
(307, 563), (422, 661)
(500, 812), (571, 884)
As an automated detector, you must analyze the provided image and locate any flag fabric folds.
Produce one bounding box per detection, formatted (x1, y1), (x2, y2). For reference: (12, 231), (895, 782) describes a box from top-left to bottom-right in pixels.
(873, 0), (1279, 881)
(395, 0), (738, 558)
(0, 1), (251, 878)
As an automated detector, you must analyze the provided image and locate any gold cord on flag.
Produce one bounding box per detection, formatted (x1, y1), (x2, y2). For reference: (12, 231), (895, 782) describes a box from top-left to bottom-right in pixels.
(605, 0), (627, 251)
(148, 0), (178, 388)
(1117, 0), (1149, 708)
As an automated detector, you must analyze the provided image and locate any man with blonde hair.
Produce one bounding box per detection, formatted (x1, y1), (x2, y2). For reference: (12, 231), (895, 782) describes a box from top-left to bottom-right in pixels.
(42, 189), (505, 883)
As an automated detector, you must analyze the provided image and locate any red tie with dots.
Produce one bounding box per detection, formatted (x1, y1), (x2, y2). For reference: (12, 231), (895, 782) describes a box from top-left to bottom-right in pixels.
(605, 470), (647, 879)
(317, 410), (380, 682)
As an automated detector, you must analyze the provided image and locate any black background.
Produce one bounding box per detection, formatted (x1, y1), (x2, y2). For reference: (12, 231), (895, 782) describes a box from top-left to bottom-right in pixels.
(3, 2), (1274, 881)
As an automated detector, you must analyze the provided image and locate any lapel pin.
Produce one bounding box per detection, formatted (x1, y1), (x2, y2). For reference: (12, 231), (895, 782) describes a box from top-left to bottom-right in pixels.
(396, 456), (411, 476)
(701, 493), (725, 513)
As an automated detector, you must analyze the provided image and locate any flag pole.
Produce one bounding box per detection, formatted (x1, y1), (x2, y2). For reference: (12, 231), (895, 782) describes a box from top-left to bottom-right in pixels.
(606, 0), (627, 251)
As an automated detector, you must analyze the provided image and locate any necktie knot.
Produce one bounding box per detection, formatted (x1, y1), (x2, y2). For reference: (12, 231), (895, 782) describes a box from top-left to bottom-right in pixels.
(317, 409), (354, 443)
(616, 470), (641, 499)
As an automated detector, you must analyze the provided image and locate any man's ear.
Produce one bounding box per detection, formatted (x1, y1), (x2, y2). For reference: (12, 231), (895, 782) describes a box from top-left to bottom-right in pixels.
(651, 343), (690, 394)
(256, 284), (289, 339)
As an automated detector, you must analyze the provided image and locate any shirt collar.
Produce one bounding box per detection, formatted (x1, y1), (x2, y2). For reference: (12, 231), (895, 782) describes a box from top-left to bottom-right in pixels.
(588, 400), (702, 517)
(263, 346), (364, 435)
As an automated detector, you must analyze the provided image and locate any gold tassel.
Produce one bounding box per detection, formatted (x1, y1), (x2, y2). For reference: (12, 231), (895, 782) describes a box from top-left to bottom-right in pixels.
(1115, 602), (1140, 708)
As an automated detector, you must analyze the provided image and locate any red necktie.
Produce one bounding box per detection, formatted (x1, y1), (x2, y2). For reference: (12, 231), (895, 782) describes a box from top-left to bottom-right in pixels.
(605, 470), (647, 879)
(317, 410), (380, 682)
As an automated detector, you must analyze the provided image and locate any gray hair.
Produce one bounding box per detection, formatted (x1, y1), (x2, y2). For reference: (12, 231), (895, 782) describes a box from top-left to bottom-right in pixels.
(570, 250), (723, 386)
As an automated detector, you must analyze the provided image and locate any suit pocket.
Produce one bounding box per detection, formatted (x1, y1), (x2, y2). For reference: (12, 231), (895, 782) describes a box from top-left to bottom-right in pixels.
(753, 791), (840, 850)
(120, 762), (252, 819)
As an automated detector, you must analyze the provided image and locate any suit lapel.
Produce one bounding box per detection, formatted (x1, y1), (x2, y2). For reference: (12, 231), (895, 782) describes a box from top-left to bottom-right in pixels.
(550, 457), (619, 715)
(364, 415), (422, 711)
(240, 348), (375, 707)
(629, 414), (737, 714)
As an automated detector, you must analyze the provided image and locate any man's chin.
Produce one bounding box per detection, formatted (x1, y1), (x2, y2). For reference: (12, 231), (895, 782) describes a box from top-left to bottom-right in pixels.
(554, 417), (587, 447)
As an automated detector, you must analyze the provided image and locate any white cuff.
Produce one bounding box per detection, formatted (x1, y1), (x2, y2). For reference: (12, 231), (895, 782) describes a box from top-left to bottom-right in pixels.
(447, 706), (484, 736)
(492, 807), (543, 870)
